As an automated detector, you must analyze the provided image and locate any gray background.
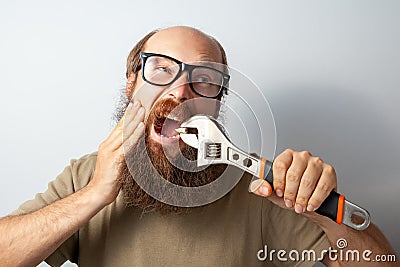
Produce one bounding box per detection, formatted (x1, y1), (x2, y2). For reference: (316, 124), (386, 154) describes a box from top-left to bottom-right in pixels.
(0, 1), (399, 266)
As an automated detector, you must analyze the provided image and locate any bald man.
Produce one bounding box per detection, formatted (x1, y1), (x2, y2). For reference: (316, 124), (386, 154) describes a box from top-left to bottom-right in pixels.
(0, 27), (397, 267)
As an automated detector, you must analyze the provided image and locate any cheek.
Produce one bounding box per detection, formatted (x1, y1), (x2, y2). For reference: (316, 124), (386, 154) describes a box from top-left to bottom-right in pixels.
(131, 84), (166, 119)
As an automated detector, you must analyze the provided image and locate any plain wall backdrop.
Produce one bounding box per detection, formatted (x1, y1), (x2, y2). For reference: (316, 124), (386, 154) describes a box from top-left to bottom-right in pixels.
(1, 1), (399, 266)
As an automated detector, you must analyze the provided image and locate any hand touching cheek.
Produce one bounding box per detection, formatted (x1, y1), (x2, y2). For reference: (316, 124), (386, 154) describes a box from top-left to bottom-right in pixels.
(88, 101), (145, 205)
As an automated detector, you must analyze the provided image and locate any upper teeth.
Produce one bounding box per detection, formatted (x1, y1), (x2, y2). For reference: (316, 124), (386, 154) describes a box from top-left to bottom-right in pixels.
(166, 116), (181, 122)
(160, 134), (180, 139)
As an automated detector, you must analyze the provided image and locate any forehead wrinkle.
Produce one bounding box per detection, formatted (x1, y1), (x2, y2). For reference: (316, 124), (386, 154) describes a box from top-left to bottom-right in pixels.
(196, 51), (221, 63)
(143, 31), (222, 63)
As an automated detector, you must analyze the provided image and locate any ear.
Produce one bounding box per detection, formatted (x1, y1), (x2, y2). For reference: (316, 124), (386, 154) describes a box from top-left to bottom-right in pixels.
(126, 72), (137, 100)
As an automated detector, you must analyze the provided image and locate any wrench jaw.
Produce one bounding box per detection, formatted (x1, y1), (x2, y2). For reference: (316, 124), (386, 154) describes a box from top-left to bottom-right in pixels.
(177, 115), (232, 167)
(176, 129), (200, 149)
(177, 115), (263, 177)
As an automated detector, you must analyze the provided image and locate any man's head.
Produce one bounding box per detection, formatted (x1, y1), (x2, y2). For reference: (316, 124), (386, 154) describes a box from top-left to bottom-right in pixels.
(115, 26), (229, 149)
(116, 26), (229, 213)
(125, 26), (228, 100)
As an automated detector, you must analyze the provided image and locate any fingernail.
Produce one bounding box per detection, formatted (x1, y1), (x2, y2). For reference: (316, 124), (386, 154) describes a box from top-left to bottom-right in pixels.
(306, 204), (314, 212)
(285, 199), (293, 208)
(295, 204), (303, 213)
(276, 189), (283, 197)
(138, 107), (144, 115)
(260, 185), (269, 196)
(138, 122), (144, 128)
(248, 179), (263, 193)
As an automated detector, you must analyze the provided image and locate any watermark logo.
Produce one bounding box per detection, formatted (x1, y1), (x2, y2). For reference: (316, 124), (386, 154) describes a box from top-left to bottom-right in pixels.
(257, 238), (397, 263)
(336, 238), (347, 249)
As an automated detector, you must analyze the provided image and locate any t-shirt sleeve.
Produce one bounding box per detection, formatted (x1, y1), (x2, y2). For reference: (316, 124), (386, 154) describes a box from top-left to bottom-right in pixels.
(261, 199), (331, 267)
(8, 152), (98, 266)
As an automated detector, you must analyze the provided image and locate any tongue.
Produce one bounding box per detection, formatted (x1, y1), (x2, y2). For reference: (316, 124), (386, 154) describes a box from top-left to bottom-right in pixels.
(161, 117), (180, 137)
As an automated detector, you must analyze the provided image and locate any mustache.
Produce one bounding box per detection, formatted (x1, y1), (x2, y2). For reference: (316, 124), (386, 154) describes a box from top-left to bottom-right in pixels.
(153, 98), (181, 120)
(148, 97), (192, 126)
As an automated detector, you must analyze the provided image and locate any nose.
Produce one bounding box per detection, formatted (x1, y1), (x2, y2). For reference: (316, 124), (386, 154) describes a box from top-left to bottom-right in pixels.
(167, 71), (194, 102)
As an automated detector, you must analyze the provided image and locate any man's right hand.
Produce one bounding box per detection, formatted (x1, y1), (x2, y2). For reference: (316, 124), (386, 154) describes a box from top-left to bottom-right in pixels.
(0, 101), (146, 266)
(88, 100), (145, 205)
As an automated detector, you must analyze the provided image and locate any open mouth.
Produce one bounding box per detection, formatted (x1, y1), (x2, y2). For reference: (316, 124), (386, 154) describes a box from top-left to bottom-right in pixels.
(154, 116), (181, 139)
(150, 113), (183, 144)
(148, 98), (191, 145)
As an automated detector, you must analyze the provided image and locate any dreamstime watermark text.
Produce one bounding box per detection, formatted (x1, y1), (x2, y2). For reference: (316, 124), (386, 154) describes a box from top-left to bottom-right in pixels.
(257, 238), (397, 263)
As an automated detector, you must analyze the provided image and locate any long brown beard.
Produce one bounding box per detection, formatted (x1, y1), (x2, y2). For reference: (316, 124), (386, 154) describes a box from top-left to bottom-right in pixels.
(117, 98), (227, 214)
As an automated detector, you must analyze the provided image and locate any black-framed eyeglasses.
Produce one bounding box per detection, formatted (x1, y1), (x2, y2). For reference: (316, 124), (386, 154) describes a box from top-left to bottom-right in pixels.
(139, 53), (230, 98)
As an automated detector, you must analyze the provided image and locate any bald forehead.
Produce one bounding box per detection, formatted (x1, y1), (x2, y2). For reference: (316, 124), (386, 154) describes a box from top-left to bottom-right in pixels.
(143, 26), (223, 63)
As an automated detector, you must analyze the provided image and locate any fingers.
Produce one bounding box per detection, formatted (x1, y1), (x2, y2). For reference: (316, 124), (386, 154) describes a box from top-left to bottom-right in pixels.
(105, 102), (135, 146)
(253, 149), (337, 215)
(108, 101), (145, 151)
(307, 163), (336, 211)
(272, 149), (293, 198)
(124, 121), (145, 149)
(122, 102), (145, 150)
(294, 158), (323, 212)
(124, 105), (144, 135)
(282, 151), (309, 209)
(115, 101), (135, 131)
(249, 179), (273, 197)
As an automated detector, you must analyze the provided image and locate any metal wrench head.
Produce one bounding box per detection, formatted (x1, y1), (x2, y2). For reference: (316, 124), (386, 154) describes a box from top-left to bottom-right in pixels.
(177, 115), (232, 167)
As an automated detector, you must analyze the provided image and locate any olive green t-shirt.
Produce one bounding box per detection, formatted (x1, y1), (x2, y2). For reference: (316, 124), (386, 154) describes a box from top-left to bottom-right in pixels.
(11, 153), (331, 266)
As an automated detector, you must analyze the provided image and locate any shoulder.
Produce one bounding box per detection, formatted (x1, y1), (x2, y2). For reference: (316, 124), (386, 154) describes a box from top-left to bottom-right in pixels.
(47, 152), (99, 195)
(68, 152), (98, 191)
(9, 152), (99, 216)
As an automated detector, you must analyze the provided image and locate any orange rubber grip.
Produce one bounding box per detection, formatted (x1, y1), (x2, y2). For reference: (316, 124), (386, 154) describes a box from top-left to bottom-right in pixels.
(336, 195), (345, 224)
(259, 158), (267, 179)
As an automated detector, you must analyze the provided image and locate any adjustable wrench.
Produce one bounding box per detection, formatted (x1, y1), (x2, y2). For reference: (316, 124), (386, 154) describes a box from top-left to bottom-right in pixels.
(176, 114), (370, 230)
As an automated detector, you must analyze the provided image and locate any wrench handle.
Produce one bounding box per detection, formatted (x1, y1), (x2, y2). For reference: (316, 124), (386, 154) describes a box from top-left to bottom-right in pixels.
(260, 159), (345, 224)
